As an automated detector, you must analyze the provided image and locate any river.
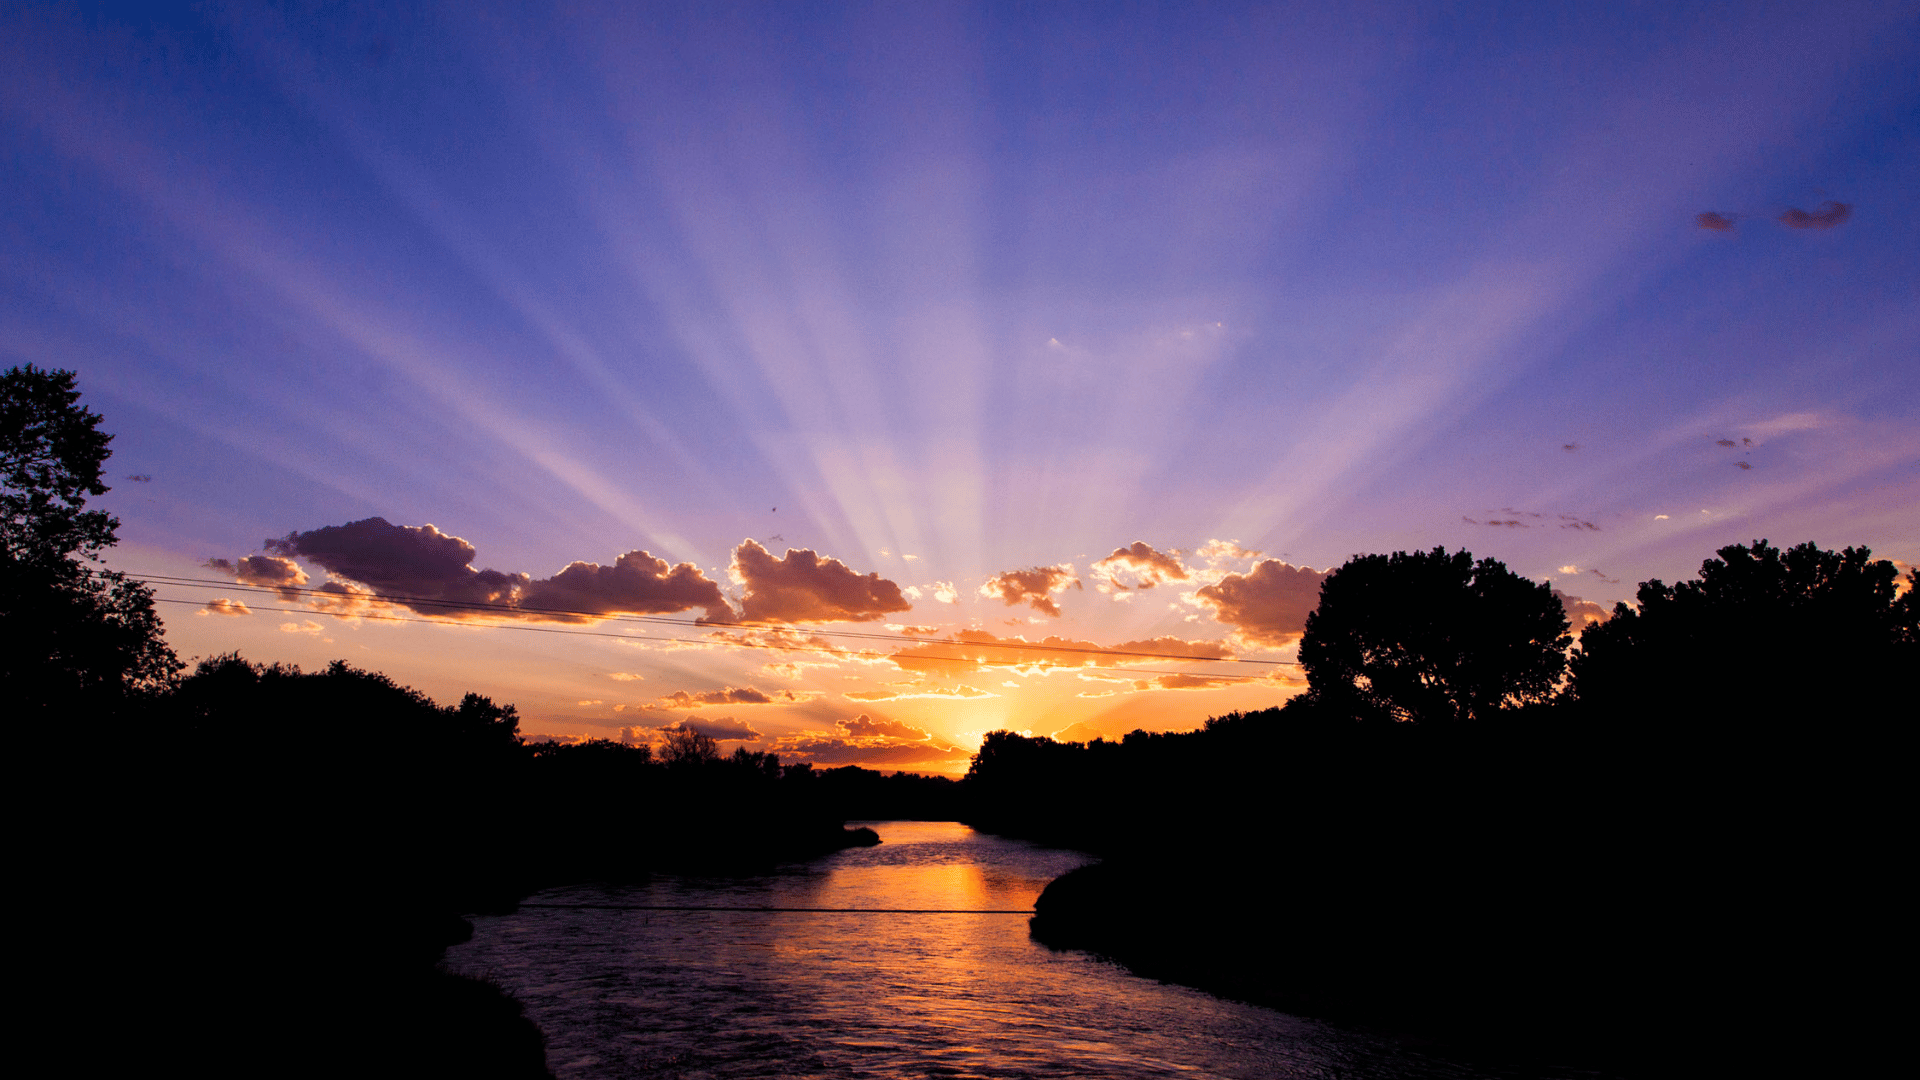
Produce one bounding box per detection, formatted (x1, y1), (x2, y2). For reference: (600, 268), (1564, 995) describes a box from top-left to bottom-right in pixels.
(446, 821), (1601, 1078)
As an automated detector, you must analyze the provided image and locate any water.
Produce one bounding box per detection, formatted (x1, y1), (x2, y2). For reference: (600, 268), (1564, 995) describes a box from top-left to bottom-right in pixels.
(446, 822), (1594, 1079)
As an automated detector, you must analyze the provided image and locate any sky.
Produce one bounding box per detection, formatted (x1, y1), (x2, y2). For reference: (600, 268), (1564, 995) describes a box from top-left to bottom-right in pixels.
(4, 2), (1916, 770)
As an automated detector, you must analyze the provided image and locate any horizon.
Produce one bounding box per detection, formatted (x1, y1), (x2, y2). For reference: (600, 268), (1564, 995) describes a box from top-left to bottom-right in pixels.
(6, 3), (1915, 771)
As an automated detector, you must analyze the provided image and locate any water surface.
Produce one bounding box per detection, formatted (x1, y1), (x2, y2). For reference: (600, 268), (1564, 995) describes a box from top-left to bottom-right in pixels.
(448, 821), (1592, 1078)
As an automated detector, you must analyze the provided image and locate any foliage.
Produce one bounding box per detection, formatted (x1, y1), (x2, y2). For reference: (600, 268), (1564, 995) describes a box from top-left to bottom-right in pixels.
(1, 364), (179, 709)
(1570, 539), (1917, 721)
(1297, 547), (1570, 724)
(660, 726), (721, 766)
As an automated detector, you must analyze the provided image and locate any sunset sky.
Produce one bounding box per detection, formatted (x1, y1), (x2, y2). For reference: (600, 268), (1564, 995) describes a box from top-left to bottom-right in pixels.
(5, 3), (1916, 770)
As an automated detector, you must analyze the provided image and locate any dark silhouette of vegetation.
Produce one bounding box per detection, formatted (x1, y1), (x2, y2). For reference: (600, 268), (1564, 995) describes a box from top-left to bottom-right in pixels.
(5, 377), (904, 1077)
(970, 541), (1913, 1077)
(2, 364), (180, 713)
(16, 363), (1907, 1075)
(1299, 546), (1570, 724)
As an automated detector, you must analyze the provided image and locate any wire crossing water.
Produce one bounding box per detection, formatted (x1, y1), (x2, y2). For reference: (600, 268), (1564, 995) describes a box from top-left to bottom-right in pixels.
(446, 821), (1595, 1079)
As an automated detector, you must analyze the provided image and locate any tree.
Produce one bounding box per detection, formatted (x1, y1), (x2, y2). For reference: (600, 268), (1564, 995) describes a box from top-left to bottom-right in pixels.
(1, 364), (179, 710)
(659, 726), (720, 767)
(1569, 539), (1916, 726)
(1298, 547), (1571, 724)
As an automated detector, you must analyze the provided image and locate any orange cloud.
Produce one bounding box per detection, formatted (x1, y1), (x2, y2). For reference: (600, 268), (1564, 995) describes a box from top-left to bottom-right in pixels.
(1552, 589), (1611, 629)
(839, 715), (934, 740)
(653, 686), (817, 709)
(1190, 559), (1329, 648)
(891, 629), (1231, 677)
(1091, 542), (1190, 591)
(1133, 673), (1244, 691)
(656, 716), (762, 741)
(978, 564), (1080, 617)
(198, 597), (251, 616)
(1196, 539), (1262, 563)
(844, 683), (995, 702)
(730, 540), (912, 624)
(767, 714), (969, 767)
(207, 554), (309, 599)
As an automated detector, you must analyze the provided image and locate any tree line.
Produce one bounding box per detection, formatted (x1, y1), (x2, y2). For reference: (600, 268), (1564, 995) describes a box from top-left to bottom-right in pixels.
(10, 363), (1910, 1075)
(965, 539), (1913, 1076)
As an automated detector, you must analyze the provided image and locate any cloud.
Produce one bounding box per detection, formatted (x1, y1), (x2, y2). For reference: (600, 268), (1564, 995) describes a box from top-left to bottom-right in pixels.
(839, 715), (933, 740)
(657, 716), (762, 742)
(891, 629), (1232, 677)
(208, 554), (309, 599)
(280, 619), (325, 635)
(1134, 673), (1243, 691)
(1562, 443), (1580, 452)
(1734, 461), (1752, 470)
(930, 581), (958, 604)
(770, 738), (971, 767)
(606, 672), (645, 682)
(520, 549), (733, 622)
(653, 686), (816, 709)
(198, 598), (251, 616)
(1715, 438), (1738, 447)
(1196, 539), (1263, 563)
(767, 715), (970, 768)
(125, 473), (152, 483)
(729, 540), (912, 623)
(978, 564), (1081, 617)
(704, 626), (891, 664)
(844, 684), (996, 702)
(1696, 211), (1738, 231)
(1189, 559), (1329, 648)
(1553, 589), (1611, 629)
(1461, 517), (1529, 527)
(265, 518), (523, 612)
(1777, 201), (1850, 229)
(262, 517), (730, 623)
(526, 732), (591, 746)
(1090, 542), (1190, 591)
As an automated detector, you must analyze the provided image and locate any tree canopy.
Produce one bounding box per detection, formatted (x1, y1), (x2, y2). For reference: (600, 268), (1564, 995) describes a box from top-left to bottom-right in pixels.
(1298, 546), (1571, 724)
(1570, 539), (1916, 724)
(1, 364), (179, 710)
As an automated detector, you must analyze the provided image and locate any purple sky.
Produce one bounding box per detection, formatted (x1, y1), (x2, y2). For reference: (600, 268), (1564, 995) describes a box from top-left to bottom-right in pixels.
(5, 2), (1915, 766)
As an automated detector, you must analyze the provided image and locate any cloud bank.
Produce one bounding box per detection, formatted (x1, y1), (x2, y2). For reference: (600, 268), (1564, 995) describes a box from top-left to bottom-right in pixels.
(255, 517), (731, 622)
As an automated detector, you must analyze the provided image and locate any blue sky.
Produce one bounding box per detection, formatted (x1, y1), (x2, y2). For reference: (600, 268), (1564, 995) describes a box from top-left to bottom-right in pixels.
(5, 2), (1915, 763)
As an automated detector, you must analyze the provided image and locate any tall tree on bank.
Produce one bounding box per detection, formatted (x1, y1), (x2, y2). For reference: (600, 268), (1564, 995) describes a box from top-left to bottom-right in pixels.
(1, 365), (179, 712)
(1298, 547), (1571, 724)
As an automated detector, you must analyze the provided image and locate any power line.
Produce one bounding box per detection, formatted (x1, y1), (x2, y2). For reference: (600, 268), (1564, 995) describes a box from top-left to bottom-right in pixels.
(132, 571), (1301, 669)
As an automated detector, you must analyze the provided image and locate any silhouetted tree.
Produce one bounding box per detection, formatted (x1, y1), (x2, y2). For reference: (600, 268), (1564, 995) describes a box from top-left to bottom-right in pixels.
(1, 364), (179, 711)
(1298, 547), (1570, 724)
(1570, 539), (1917, 726)
(660, 726), (720, 766)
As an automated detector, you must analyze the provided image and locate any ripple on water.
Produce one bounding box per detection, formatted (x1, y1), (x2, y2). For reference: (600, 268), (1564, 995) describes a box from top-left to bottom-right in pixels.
(447, 821), (1593, 1080)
